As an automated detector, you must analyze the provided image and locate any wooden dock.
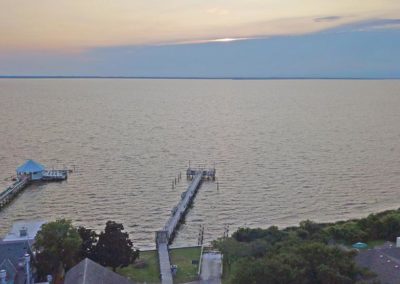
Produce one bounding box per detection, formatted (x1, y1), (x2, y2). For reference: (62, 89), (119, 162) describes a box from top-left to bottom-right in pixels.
(0, 176), (30, 209)
(156, 167), (215, 284)
(42, 170), (68, 181)
(0, 165), (69, 212)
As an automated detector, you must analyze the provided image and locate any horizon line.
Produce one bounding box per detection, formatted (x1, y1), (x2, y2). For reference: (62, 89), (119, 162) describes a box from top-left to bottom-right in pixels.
(0, 75), (399, 80)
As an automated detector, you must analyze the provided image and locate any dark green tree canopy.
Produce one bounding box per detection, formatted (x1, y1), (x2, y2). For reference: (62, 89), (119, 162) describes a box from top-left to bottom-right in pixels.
(95, 221), (139, 271)
(78, 226), (98, 260)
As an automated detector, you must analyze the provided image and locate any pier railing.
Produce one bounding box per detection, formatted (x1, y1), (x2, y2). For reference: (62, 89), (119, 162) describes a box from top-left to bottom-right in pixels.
(0, 176), (30, 208)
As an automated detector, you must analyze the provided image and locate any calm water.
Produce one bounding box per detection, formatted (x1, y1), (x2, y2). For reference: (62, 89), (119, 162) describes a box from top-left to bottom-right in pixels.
(0, 79), (400, 248)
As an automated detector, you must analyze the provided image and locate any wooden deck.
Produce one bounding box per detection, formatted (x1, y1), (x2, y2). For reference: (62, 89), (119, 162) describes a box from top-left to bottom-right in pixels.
(42, 170), (68, 181)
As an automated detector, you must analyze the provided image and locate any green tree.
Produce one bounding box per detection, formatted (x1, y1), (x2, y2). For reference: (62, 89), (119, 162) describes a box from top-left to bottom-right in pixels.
(78, 226), (98, 260)
(34, 219), (82, 280)
(95, 221), (139, 271)
(231, 257), (299, 284)
(379, 213), (400, 240)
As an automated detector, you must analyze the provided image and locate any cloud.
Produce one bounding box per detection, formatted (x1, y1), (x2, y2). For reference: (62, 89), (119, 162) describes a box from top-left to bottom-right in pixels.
(3, 27), (400, 78)
(324, 18), (400, 33)
(314, 16), (343, 22)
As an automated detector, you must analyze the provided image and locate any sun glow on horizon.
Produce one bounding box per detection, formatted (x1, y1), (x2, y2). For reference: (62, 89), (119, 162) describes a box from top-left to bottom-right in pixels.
(212, 38), (247, 42)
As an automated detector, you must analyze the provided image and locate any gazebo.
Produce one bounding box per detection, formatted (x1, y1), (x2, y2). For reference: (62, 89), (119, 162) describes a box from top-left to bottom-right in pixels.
(16, 160), (45, 181)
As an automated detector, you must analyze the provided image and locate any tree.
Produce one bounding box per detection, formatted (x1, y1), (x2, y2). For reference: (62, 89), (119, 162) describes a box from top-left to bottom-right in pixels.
(78, 226), (98, 260)
(95, 221), (139, 271)
(34, 219), (82, 280)
(230, 242), (358, 284)
(231, 257), (299, 284)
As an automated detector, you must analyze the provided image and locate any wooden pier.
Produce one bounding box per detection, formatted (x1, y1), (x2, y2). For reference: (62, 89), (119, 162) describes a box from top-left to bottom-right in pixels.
(0, 161), (69, 212)
(156, 167), (215, 284)
(0, 176), (30, 210)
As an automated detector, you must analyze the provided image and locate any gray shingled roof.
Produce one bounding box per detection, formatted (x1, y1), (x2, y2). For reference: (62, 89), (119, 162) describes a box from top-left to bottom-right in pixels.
(0, 240), (31, 266)
(64, 258), (135, 284)
(355, 247), (400, 284)
(0, 240), (31, 284)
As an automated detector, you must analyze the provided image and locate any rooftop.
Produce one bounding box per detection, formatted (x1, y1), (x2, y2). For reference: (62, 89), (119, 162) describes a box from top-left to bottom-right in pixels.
(0, 240), (31, 284)
(3, 220), (45, 242)
(16, 160), (45, 174)
(355, 243), (400, 284)
(64, 258), (134, 284)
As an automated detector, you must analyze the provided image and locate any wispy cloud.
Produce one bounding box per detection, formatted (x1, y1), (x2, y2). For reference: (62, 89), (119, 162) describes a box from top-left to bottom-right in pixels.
(314, 16), (343, 22)
(324, 18), (400, 33)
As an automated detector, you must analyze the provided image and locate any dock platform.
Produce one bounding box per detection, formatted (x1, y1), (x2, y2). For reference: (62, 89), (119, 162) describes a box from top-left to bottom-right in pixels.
(42, 170), (68, 181)
(0, 160), (70, 211)
(156, 167), (215, 284)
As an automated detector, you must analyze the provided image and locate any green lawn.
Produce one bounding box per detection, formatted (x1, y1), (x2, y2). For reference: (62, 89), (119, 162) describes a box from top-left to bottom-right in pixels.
(117, 250), (160, 283)
(366, 239), (386, 248)
(117, 246), (202, 284)
(170, 246), (201, 284)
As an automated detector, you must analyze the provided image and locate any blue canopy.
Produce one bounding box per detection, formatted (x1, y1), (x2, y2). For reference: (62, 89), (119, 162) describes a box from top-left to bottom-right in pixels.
(16, 160), (45, 174)
(352, 242), (368, 249)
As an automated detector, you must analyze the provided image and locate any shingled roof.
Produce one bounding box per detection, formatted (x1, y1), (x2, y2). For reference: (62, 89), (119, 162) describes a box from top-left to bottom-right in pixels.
(355, 247), (400, 284)
(64, 258), (135, 284)
(0, 240), (31, 284)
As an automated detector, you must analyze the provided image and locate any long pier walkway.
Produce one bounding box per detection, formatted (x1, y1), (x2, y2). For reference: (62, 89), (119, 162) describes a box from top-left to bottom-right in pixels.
(156, 167), (215, 284)
(0, 176), (30, 209)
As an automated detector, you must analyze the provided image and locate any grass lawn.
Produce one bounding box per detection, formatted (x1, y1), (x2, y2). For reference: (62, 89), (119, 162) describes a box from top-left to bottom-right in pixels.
(170, 246), (201, 284)
(366, 239), (386, 248)
(117, 250), (160, 283)
(117, 246), (201, 284)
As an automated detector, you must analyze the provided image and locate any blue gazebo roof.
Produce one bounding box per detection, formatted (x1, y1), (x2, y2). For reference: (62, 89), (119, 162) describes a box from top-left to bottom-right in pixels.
(16, 160), (45, 174)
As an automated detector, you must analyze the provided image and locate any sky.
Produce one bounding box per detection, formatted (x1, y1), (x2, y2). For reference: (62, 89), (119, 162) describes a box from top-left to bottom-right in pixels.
(1, 0), (400, 77)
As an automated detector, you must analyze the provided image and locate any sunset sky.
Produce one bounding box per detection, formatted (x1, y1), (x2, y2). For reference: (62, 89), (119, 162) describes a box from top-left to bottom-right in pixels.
(1, 0), (400, 77)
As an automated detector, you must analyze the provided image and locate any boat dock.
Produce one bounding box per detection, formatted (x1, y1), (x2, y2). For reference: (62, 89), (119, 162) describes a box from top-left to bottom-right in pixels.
(42, 170), (68, 181)
(156, 167), (216, 284)
(0, 160), (69, 211)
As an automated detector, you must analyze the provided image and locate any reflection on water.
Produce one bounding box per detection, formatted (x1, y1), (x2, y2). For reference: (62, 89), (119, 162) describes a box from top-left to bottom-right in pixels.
(0, 79), (400, 248)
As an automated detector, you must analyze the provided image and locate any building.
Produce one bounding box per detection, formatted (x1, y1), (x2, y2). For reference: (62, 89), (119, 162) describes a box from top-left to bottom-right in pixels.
(64, 258), (134, 284)
(2, 221), (45, 243)
(0, 241), (32, 284)
(355, 242), (400, 284)
(0, 221), (44, 283)
(16, 160), (45, 181)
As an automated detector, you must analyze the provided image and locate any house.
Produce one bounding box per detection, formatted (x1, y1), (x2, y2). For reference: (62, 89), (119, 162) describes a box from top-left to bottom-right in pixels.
(0, 240), (32, 284)
(3, 221), (45, 243)
(16, 160), (45, 181)
(64, 258), (134, 284)
(0, 220), (44, 284)
(355, 242), (400, 284)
